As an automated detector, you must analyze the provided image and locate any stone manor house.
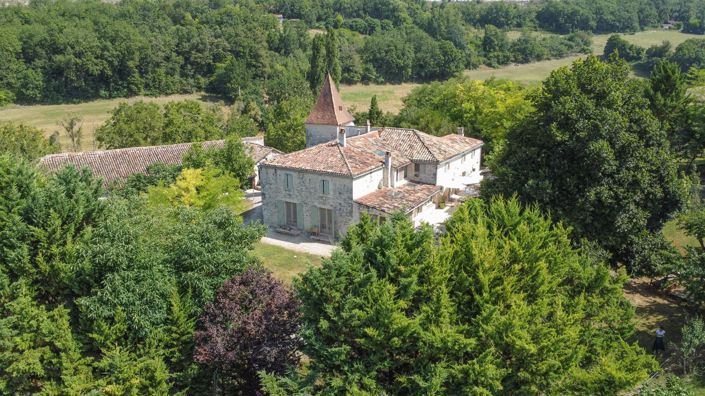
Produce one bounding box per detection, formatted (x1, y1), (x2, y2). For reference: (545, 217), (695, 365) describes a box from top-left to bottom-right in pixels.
(259, 75), (484, 240)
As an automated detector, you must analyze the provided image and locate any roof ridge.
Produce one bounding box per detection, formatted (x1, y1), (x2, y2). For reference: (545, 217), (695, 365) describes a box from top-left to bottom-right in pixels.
(412, 129), (438, 161)
(338, 144), (353, 176)
(39, 139), (226, 160)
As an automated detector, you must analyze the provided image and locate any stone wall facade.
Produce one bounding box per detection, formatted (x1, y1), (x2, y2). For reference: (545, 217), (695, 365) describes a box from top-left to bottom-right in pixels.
(260, 166), (357, 238)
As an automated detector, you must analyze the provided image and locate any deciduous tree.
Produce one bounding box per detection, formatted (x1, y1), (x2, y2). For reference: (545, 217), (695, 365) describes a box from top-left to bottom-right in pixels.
(194, 268), (301, 395)
(484, 56), (684, 272)
(0, 122), (57, 160)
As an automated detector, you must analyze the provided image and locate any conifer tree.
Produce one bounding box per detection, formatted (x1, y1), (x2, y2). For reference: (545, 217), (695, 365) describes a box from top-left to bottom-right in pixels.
(266, 199), (656, 395)
(0, 284), (95, 394)
(308, 35), (326, 93)
(368, 95), (383, 126)
(325, 28), (342, 85)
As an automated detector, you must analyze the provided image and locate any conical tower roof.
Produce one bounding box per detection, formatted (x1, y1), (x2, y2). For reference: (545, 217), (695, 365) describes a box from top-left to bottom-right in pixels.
(305, 74), (354, 126)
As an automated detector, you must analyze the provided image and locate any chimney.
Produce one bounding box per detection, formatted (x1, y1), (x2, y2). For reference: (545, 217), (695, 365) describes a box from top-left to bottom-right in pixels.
(457, 127), (464, 136)
(366, 119), (371, 134)
(383, 151), (393, 188)
(338, 128), (346, 147)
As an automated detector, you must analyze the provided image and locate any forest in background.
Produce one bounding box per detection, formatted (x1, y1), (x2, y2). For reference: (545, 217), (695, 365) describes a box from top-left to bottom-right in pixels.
(3, 0), (705, 107)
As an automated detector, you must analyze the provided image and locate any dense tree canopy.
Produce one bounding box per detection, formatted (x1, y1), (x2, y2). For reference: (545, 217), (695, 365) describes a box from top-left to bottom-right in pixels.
(0, 155), (267, 393)
(265, 198), (655, 394)
(396, 77), (532, 159)
(95, 100), (225, 149)
(263, 96), (311, 153)
(0, 0), (603, 106)
(484, 56), (684, 272)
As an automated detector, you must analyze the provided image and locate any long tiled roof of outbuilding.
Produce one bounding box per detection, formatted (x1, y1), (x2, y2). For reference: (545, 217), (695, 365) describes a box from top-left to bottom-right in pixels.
(38, 140), (281, 184)
(259, 141), (383, 177)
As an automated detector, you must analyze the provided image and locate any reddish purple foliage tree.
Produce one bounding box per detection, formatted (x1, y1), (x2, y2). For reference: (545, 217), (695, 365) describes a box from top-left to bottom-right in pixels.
(194, 267), (301, 395)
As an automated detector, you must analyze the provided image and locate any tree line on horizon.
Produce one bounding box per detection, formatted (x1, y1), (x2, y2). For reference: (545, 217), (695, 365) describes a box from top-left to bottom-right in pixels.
(5, 0), (705, 108)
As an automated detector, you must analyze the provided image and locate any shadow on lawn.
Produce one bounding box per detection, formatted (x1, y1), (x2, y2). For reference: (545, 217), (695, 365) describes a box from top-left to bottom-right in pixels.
(623, 278), (692, 353)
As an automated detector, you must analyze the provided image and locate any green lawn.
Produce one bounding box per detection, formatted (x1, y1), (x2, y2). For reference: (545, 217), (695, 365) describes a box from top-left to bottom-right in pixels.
(253, 242), (324, 283)
(663, 219), (699, 252)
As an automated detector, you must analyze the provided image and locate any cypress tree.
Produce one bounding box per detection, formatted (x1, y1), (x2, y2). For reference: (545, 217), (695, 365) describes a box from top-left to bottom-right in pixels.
(325, 28), (341, 85)
(368, 95), (383, 126)
(308, 35), (326, 93)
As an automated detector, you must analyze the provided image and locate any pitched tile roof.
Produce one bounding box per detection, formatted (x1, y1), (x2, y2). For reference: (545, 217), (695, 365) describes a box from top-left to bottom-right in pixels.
(305, 74), (354, 126)
(263, 127), (484, 178)
(260, 141), (382, 177)
(349, 127), (483, 163)
(355, 183), (441, 214)
(38, 140), (280, 184)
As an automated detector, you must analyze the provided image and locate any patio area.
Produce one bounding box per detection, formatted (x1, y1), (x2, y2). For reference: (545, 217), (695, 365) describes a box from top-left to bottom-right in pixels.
(413, 205), (456, 229)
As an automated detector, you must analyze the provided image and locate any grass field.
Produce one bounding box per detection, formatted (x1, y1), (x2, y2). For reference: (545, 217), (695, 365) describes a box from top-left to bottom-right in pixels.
(0, 93), (222, 151)
(340, 82), (419, 113)
(465, 30), (701, 86)
(253, 241), (324, 283)
(344, 30), (701, 112)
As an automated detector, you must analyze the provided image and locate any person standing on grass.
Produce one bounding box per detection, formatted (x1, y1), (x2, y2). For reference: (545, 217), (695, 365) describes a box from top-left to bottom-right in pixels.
(653, 325), (666, 355)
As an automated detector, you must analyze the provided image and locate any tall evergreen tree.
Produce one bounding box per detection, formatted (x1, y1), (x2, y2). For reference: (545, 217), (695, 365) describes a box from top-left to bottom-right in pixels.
(367, 95), (383, 125)
(648, 60), (689, 134)
(0, 284), (95, 394)
(265, 199), (655, 395)
(324, 28), (342, 85)
(308, 35), (326, 93)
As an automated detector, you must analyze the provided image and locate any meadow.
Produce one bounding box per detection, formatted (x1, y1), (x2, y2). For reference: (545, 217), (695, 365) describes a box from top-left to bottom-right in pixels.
(0, 93), (223, 151)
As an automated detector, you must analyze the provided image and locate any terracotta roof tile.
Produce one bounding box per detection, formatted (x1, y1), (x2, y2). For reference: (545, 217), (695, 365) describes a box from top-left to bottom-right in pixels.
(305, 74), (354, 126)
(264, 128), (484, 177)
(260, 141), (382, 177)
(349, 127), (483, 163)
(38, 140), (280, 184)
(355, 183), (441, 214)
